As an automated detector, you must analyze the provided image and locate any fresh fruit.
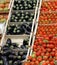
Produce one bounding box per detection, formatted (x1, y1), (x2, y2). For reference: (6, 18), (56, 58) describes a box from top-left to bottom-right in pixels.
(5, 0), (10, 3)
(13, 0), (37, 10)
(7, 23), (32, 35)
(0, 3), (5, 8)
(10, 11), (34, 22)
(25, 36), (57, 65)
(0, 8), (3, 11)
(0, 0), (5, 4)
(24, 1), (57, 65)
(4, 7), (9, 11)
(41, 1), (57, 12)
(36, 25), (57, 37)
(0, 1), (9, 12)
(0, 38), (29, 65)
(0, 14), (8, 22)
(6, 38), (12, 46)
(39, 13), (57, 24)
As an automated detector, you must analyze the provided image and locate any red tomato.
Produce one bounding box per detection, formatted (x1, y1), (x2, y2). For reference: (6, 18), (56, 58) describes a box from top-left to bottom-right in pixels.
(33, 45), (37, 49)
(43, 43), (47, 48)
(35, 61), (39, 65)
(41, 53), (45, 56)
(49, 44), (54, 49)
(55, 53), (57, 56)
(42, 62), (48, 65)
(36, 50), (42, 56)
(24, 62), (30, 65)
(37, 56), (42, 62)
(47, 48), (51, 52)
(50, 61), (55, 65)
(28, 56), (32, 61)
(30, 62), (35, 65)
(46, 52), (50, 57)
(34, 42), (38, 46)
(55, 56), (57, 60)
(32, 58), (36, 62)
(33, 48), (37, 52)
(43, 56), (48, 60)
(51, 52), (55, 56)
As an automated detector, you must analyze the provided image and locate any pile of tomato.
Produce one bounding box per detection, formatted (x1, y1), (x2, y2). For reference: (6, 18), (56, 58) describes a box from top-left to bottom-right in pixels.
(39, 13), (57, 24)
(24, 36), (57, 65)
(41, 1), (57, 12)
(24, 1), (57, 65)
(39, 1), (57, 24)
(36, 25), (57, 37)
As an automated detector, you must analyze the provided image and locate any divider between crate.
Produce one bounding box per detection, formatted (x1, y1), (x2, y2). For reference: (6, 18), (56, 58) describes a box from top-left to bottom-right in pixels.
(29, 0), (42, 56)
(28, 4), (39, 47)
(9, 0), (13, 9)
(37, 9), (57, 14)
(39, 23), (57, 26)
(12, 10), (35, 12)
(21, 0), (40, 61)
(8, 22), (32, 25)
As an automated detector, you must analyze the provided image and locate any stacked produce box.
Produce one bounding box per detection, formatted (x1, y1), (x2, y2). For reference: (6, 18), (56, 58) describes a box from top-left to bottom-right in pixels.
(24, 0), (57, 65)
(0, 0), (37, 65)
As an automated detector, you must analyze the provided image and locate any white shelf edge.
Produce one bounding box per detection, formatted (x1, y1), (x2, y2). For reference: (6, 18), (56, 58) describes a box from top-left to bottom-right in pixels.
(30, 0), (42, 56)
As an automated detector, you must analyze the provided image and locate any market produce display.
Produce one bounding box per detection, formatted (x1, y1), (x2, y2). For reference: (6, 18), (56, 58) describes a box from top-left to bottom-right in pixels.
(13, 0), (37, 10)
(7, 23), (32, 35)
(0, 0), (10, 13)
(6, 0), (36, 36)
(0, 38), (29, 65)
(10, 11), (34, 22)
(24, 0), (57, 65)
(36, 25), (57, 37)
(0, 14), (8, 22)
(39, 13), (57, 24)
(0, 0), (37, 64)
(24, 36), (57, 65)
(41, 1), (57, 12)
